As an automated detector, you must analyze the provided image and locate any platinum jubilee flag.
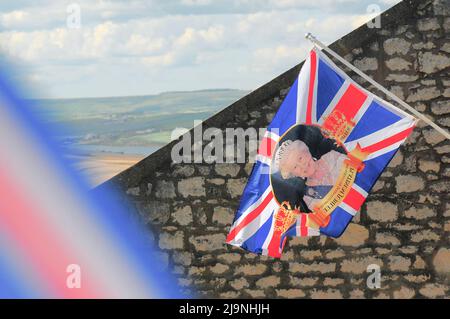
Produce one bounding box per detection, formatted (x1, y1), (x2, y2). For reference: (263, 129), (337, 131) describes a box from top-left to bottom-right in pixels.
(226, 47), (418, 258)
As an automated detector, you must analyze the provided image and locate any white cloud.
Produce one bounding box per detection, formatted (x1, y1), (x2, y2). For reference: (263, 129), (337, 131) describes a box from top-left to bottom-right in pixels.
(141, 52), (175, 66)
(0, 10), (29, 28)
(268, 0), (358, 8)
(175, 27), (197, 47)
(198, 25), (224, 43)
(379, 0), (401, 5)
(0, 0), (399, 98)
(253, 44), (307, 65)
(125, 34), (166, 55)
(181, 0), (213, 6)
(351, 13), (379, 29)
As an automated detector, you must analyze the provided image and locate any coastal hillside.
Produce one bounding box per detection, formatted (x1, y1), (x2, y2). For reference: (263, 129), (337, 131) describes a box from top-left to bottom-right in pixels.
(30, 89), (249, 185)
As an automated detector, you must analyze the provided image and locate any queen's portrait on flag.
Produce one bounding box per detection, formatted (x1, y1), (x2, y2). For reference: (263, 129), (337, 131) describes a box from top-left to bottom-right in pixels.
(270, 124), (348, 212)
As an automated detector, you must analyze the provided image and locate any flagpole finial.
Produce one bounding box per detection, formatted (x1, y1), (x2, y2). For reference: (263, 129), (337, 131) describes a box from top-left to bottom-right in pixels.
(305, 32), (315, 41)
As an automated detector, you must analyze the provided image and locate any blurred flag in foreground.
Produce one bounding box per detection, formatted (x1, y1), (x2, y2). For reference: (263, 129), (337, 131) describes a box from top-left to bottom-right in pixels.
(227, 47), (417, 258)
(0, 71), (183, 298)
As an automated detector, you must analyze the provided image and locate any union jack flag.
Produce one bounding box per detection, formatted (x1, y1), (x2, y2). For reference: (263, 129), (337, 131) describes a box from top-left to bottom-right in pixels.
(226, 47), (417, 258)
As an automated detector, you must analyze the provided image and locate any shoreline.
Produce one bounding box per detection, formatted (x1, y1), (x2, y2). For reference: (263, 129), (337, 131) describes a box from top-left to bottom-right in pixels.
(67, 152), (146, 187)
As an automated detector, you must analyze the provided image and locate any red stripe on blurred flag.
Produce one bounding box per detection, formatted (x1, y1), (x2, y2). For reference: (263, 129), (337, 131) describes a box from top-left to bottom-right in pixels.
(343, 188), (366, 211)
(300, 214), (308, 236)
(257, 136), (277, 158)
(0, 161), (103, 298)
(322, 83), (367, 134)
(334, 83), (367, 119)
(226, 192), (274, 243)
(266, 229), (281, 258)
(305, 50), (317, 124)
(361, 126), (415, 154)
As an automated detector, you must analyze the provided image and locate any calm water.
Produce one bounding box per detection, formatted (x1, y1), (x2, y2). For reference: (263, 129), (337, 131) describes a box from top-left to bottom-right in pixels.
(64, 144), (161, 156)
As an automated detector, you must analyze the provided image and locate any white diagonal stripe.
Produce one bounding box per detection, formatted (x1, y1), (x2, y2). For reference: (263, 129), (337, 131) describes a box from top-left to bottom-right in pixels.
(314, 48), (416, 121)
(296, 52), (312, 124)
(339, 202), (358, 216)
(261, 209), (277, 250)
(344, 117), (415, 152)
(348, 96), (373, 134)
(229, 198), (278, 246)
(308, 227), (321, 236)
(317, 79), (351, 125)
(352, 183), (368, 198)
(310, 52), (319, 124)
(365, 140), (406, 161)
(255, 154), (272, 166)
(229, 187), (273, 232)
(265, 130), (280, 142)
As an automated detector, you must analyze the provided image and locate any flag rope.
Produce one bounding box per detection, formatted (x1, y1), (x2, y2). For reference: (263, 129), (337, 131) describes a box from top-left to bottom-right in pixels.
(305, 33), (450, 140)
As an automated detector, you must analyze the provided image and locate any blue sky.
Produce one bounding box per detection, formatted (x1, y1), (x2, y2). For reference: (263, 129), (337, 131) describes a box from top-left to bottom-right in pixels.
(0, 0), (400, 99)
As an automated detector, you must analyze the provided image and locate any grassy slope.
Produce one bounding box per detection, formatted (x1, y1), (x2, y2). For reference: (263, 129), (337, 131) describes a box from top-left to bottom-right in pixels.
(30, 89), (249, 146)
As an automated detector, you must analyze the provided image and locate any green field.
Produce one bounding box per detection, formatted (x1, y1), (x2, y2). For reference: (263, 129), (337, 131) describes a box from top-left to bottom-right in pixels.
(31, 89), (249, 151)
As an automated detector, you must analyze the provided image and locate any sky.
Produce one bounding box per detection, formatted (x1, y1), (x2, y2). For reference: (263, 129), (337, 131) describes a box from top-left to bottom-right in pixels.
(0, 0), (401, 99)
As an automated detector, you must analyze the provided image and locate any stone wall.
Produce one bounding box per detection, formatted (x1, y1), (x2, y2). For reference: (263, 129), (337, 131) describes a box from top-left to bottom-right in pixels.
(97, 0), (450, 299)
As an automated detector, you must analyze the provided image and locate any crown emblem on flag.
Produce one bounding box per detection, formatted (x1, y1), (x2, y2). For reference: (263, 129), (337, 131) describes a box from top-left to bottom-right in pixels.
(322, 110), (355, 141)
(274, 201), (300, 234)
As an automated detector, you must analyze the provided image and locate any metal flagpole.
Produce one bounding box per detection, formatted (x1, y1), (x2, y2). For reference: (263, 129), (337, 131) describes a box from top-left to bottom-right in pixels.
(305, 32), (450, 140)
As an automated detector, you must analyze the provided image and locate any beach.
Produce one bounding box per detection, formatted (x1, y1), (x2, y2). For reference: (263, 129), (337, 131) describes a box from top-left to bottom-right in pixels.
(67, 152), (145, 187)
